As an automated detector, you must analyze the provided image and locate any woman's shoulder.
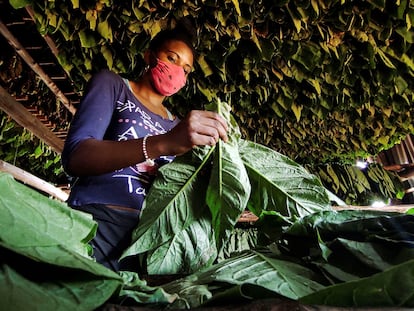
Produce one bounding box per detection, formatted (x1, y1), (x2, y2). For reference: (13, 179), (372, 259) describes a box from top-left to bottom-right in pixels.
(90, 69), (123, 83)
(85, 70), (127, 91)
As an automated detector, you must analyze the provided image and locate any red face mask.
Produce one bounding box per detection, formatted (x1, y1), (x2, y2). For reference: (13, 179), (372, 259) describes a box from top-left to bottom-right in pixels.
(150, 58), (186, 96)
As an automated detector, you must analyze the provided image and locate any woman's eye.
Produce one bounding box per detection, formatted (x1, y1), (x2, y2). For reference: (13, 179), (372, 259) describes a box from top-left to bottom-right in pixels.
(167, 55), (176, 63)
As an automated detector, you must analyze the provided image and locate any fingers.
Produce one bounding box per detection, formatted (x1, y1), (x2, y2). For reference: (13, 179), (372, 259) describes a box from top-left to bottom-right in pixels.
(187, 110), (229, 144)
(165, 110), (230, 156)
(191, 131), (219, 147)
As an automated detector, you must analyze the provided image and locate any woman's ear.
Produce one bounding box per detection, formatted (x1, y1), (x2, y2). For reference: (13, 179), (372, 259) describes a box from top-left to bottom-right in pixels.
(145, 50), (158, 68)
(143, 50), (151, 65)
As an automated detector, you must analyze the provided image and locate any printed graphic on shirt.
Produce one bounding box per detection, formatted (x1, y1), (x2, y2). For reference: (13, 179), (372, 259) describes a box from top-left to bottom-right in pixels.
(112, 99), (173, 197)
(116, 99), (167, 134)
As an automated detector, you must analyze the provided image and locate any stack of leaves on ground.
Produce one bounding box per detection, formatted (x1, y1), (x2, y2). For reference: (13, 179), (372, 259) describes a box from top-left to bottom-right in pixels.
(2, 100), (414, 310)
(2, 171), (414, 310)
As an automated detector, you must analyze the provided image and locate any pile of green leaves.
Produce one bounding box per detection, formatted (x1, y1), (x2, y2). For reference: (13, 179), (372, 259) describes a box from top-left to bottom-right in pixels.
(0, 171), (180, 310)
(3, 168), (414, 310)
(3, 100), (414, 310)
(155, 209), (414, 309)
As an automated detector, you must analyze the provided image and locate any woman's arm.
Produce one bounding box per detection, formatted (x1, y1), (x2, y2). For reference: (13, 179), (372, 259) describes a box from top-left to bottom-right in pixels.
(66, 109), (228, 176)
(65, 138), (144, 176)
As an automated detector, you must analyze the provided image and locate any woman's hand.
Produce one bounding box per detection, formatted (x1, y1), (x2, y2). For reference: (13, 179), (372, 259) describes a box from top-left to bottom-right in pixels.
(159, 110), (229, 156)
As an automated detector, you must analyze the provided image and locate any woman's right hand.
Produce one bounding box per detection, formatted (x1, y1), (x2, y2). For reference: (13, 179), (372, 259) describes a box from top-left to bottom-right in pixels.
(159, 110), (229, 156)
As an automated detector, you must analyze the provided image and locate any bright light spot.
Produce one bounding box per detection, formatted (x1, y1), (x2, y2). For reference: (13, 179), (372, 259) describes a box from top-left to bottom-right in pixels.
(356, 160), (368, 169)
(371, 201), (386, 208)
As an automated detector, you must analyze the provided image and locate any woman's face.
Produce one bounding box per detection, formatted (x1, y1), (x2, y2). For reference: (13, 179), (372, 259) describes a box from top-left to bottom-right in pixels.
(155, 40), (194, 77)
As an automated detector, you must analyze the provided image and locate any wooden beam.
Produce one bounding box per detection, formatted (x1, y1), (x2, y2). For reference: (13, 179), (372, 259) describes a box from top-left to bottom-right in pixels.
(0, 85), (64, 153)
(25, 6), (60, 57)
(0, 18), (76, 115)
(0, 160), (69, 202)
(333, 204), (413, 213)
(237, 204), (412, 225)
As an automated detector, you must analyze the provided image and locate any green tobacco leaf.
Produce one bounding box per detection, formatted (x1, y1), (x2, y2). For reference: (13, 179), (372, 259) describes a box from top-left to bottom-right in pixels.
(206, 99), (251, 252)
(218, 228), (259, 261)
(207, 140), (251, 253)
(285, 209), (404, 236)
(205, 98), (242, 141)
(0, 262), (120, 311)
(79, 29), (99, 48)
(162, 250), (326, 309)
(97, 18), (113, 43)
(9, 0), (32, 9)
(300, 259), (414, 308)
(0, 172), (95, 259)
(290, 210), (414, 248)
(335, 238), (413, 271)
(0, 172), (123, 310)
(121, 148), (214, 259)
(145, 213), (216, 274)
(238, 139), (331, 219)
(117, 271), (179, 305)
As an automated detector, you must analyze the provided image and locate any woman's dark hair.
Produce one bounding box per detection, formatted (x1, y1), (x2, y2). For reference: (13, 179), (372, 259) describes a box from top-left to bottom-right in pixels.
(149, 17), (197, 56)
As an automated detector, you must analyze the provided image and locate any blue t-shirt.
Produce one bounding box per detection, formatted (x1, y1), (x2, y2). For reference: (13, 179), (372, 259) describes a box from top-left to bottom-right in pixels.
(62, 70), (180, 210)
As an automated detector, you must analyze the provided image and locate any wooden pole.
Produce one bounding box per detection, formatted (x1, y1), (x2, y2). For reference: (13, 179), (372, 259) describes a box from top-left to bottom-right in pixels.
(25, 6), (60, 57)
(0, 160), (69, 202)
(0, 85), (64, 153)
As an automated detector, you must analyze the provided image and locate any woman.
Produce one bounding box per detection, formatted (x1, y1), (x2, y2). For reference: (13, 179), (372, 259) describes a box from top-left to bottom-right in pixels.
(61, 20), (228, 272)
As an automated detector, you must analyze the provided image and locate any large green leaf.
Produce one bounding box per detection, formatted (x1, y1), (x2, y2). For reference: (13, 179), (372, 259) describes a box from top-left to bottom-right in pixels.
(207, 140), (250, 252)
(217, 228), (258, 261)
(206, 99), (251, 252)
(161, 250), (326, 309)
(0, 262), (120, 311)
(300, 259), (414, 308)
(238, 139), (331, 219)
(144, 213), (216, 274)
(0, 172), (96, 261)
(156, 209), (414, 309)
(0, 172), (123, 310)
(121, 148), (216, 267)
